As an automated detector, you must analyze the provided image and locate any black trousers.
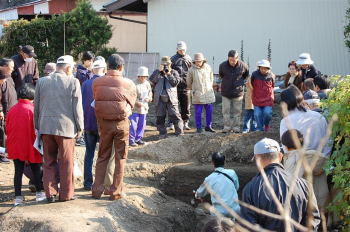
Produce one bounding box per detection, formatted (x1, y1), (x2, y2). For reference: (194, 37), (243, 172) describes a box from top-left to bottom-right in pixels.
(14, 159), (43, 196)
(177, 90), (191, 121)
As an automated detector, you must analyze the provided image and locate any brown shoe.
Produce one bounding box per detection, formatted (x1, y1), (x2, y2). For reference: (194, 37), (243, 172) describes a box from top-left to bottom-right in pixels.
(109, 194), (123, 201)
(104, 189), (112, 195)
(92, 191), (103, 199)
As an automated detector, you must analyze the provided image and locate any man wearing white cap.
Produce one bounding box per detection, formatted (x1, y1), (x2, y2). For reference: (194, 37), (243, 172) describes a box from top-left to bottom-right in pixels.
(171, 41), (192, 130)
(241, 138), (320, 231)
(296, 53), (321, 81)
(34, 55), (84, 202)
(81, 59), (106, 190)
(250, 60), (275, 132)
(129, 66), (152, 146)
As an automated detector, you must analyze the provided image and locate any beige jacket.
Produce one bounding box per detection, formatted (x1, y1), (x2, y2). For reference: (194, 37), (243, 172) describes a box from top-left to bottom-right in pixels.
(34, 71), (84, 138)
(284, 150), (329, 209)
(244, 76), (254, 110)
(187, 63), (215, 104)
(133, 79), (152, 114)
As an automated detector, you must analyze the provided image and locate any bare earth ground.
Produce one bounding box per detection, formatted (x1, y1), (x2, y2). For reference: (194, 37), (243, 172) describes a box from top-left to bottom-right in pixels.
(0, 98), (281, 232)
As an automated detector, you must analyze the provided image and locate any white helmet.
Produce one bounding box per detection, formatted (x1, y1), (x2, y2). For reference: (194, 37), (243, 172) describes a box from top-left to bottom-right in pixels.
(137, 66), (149, 77)
(296, 53), (314, 65)
(257, 59), (271, 69)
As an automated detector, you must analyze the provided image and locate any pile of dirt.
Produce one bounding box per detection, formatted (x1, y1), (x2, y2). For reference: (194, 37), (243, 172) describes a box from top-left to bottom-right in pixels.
(0, 184), (195, 232)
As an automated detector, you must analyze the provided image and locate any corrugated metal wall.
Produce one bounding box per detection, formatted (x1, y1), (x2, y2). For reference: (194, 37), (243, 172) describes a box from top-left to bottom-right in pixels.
(119, 52), (159, 81)
(147, 0), (350, 75)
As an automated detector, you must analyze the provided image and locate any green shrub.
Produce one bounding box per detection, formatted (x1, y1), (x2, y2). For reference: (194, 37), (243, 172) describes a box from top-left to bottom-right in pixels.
(323, 75), (350, 231)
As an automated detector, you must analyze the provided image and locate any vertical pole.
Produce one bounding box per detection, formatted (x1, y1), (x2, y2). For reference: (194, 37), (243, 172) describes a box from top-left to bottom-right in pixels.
(63, 14), (66, 55)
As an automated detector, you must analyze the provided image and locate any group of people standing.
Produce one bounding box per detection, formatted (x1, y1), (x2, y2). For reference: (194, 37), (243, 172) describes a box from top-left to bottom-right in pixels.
(0, 46), (138, 204)
(0, 41), (332, 232)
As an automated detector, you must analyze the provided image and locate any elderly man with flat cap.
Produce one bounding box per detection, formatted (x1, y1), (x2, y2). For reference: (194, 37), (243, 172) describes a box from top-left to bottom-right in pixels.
(241, 138), (320, 231)
(11, 45), (39, 90)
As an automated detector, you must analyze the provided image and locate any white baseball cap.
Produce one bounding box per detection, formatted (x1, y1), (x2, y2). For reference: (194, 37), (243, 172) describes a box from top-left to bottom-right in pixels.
(137, 66), (149, 77)
(92, 59), (106, 69)
(177, 41), (187, 51)
(57, 55), (75, 67)
(254, 138), (281, 155)
(296, 53), (314, 65)
(257, 59), (271, 69)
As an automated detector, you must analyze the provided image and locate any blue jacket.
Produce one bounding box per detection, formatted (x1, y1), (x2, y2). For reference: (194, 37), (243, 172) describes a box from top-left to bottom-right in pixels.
(241, 163), (320, 231)
(76, 64), (93, 85)
(196, 167), (240, 217)
(81, 74), (101, 131)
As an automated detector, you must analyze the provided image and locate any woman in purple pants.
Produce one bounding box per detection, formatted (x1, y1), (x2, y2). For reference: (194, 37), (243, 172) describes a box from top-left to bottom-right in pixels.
(187, 53), (216, 133)
(129, 66), (153, 146)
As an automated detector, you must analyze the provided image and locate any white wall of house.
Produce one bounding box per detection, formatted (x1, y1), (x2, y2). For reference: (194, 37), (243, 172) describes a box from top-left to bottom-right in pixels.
(90, 0), (113, 11)
(103, 14), (147, 52)
(147, 0), (350, 75)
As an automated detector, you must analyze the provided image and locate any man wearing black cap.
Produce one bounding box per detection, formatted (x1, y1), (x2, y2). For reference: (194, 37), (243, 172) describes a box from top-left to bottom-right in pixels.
(219, 50), (249, 133)
(11, 45), (39, 90)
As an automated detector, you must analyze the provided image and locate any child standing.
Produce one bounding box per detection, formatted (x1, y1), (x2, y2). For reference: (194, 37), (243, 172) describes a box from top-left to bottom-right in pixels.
(251, 60), (275, 131)
(242, 76), (257, 133)
(129, 66), (152, 147)
(6, 84), (45, 205)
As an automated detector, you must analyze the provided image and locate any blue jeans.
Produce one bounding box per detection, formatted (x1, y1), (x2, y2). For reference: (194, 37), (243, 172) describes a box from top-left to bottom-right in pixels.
(84, 130), (99, 189)
(254, 106), (272, 131)
(242, 109), (257, 132)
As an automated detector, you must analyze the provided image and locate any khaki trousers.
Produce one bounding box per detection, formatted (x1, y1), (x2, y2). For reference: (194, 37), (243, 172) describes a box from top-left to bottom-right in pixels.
(92, 118), (129, 198)
(42, 134), (75, 201)
(222, 96), (243, 131)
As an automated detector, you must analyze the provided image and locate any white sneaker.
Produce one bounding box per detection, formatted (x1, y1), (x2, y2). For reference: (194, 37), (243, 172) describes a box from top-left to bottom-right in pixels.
(14, 196), (24, 206)
(36, 191), (46, 202)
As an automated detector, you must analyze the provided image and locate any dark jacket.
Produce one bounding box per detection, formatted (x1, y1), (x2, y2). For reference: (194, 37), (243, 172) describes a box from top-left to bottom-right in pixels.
(284, 73), (303, 91)
(241, 163), (320, 232)
(219, 60), (249, 98)
(171, 53), (192, 91)
(81, 74), (101, 131)
(92, 73), (136, 121)
(149, 69), (181, 106)
(300, 64), (321, 81)
(251, 70), (275, 107)
(76, 64), (94, 85)
(11, 54), (39, 90)
(1, 77), (17, 116)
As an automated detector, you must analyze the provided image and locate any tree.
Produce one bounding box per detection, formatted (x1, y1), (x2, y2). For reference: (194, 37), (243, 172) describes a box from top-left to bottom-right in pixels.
(345, 7), (350, 49)
(64, 0), (112, 58)
(0, 0), (113, 71)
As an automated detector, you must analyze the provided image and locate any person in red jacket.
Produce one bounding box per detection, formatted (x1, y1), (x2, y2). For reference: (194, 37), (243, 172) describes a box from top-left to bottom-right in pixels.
(251, 60), (275, 132)
(6, 83), (46, 206)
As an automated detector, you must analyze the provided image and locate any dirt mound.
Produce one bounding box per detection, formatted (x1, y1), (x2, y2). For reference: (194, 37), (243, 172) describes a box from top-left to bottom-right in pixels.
(0, 185), (196, 232)
(128, 131), (279, 164)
